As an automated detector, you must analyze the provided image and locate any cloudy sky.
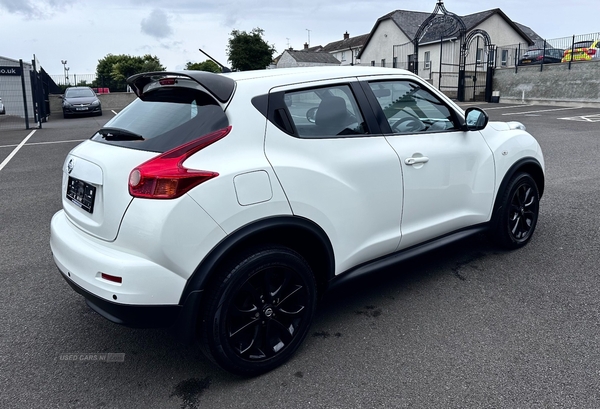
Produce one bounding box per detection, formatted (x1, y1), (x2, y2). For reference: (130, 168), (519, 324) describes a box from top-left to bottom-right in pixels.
(0, 0), (598, 76)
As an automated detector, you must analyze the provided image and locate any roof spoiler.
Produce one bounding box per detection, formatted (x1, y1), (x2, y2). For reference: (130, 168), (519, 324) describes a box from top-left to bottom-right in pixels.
(127, 71), (235, 103)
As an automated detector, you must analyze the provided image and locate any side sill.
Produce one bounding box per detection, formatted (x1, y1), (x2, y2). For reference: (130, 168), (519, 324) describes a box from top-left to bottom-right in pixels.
(330, 224), (488, 289)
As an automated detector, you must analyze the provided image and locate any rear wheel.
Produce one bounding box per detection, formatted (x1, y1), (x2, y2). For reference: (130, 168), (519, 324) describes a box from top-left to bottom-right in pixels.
(491, 172), (540, 249)
(199, 246), (317, 376)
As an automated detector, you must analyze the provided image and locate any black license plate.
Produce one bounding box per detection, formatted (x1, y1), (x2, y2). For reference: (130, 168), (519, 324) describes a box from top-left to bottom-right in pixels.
(67, 177), (96, 213)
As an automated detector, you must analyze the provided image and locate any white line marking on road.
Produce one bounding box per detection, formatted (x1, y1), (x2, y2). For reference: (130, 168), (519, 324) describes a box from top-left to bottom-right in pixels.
(502, 107), (582, 115)
(111, 110), (118, 115)
(0, 139), (85, 149)
(0, 130), (37, 172)
(481, 105), (533, 110)
(559, 114), (600, 122)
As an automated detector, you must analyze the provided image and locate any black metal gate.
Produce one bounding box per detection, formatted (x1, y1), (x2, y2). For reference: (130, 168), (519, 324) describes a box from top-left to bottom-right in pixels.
(411, 1), (495, 102)
(461, 30), (495, 102)
(30, 56), (53, 127)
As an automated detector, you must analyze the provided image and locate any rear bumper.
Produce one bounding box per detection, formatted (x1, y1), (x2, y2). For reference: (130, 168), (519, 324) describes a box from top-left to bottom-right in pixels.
(59, 269), (181, 328)
(50, 210), (188, 305)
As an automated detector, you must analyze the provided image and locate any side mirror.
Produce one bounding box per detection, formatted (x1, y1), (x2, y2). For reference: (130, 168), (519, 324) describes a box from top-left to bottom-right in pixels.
(464, 107), (489, 131)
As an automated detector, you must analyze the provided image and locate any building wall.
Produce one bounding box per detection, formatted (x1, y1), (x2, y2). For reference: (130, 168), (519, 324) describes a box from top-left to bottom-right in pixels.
(276, 53), (299, 68)
(359, 20), (411, 67)
(330, 48), (360, 66)
(0, 57), (35, 119)
(477, 14), (530, 48)
(276, 52), (340, 68)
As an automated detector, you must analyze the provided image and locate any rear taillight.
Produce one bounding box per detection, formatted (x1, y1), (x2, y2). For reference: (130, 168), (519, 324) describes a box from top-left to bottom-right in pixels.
(128, 126), (232, 199)
(587, 49), (596, 56)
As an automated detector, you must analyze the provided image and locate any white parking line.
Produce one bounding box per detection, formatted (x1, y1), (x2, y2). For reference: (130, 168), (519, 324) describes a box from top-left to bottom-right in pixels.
(501, 107), (582, 116)
(0, 139), (85, 149)
(482, 105), (533, 110)
(0, 130), (37, 172)
(558, 113), (600, 122)
(111, 110), (118, 115)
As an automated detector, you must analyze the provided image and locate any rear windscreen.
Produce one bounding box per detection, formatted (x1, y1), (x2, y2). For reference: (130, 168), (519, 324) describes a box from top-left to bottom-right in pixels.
(91, 87), (229, 153)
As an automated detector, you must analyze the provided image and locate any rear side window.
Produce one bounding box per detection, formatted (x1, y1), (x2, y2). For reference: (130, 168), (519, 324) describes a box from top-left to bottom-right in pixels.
(91, 87), (229, 153)
(283, 85), (368, 138)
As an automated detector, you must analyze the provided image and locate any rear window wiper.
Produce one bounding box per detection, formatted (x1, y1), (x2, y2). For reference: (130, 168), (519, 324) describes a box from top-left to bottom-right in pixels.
(98, 127), (144, 141)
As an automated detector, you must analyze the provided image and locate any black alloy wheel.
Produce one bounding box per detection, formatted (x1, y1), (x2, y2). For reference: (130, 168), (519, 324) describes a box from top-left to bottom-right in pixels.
(200, 246), (317, 376)
(492, 172), (540, 249)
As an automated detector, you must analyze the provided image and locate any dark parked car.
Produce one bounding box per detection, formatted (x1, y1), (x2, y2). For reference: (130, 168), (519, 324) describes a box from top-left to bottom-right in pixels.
(62, 86), (102, 118)
(519, 48), (564, 65)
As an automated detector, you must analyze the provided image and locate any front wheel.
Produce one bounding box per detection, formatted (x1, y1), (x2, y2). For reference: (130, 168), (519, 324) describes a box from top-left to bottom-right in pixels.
(490, 172), (540, 249)
(199, 246), (317, 376)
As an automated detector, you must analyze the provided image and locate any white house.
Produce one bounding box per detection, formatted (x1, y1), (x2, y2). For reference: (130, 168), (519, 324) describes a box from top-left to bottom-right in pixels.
(358, 7), (541, 81)
(321, 32), (370, 66)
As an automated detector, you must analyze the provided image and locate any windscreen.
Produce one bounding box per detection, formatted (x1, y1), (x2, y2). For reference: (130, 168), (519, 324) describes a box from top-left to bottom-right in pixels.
(91, 87), (229, 153)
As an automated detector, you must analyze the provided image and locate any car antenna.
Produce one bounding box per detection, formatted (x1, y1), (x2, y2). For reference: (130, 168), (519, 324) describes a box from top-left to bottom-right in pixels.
(198, 48), (232, 73)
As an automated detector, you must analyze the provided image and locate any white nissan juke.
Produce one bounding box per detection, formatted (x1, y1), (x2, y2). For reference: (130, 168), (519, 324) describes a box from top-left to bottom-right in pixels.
(50, 66), (544, 376)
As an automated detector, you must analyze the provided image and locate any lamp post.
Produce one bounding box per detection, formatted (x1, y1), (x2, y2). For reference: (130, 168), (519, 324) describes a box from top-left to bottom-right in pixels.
(65, 67), (70, 86)
(61, 60), (68, 86)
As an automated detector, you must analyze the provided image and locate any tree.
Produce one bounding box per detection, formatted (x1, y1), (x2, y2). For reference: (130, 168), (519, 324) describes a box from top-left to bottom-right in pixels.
(185, 60), (221, 73)
(227, 28), (276, 71)
(95, 54), (165, 92)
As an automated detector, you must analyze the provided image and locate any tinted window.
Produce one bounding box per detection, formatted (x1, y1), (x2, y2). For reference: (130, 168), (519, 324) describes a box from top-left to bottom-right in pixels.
(91, 87), (228, 153)
(284, 85), (368, 138)
(368, 81), (458, 133)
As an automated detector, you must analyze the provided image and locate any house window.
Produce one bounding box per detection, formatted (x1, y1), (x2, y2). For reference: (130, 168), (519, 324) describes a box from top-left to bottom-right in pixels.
(341, 51), (346, 62)
(371, 60), (375, 66)
(393, 57), (397, 68)
(354, 49), (360, 57)
(476, 48), (483, 64)
(381, 59), (386, 67)
(501, 50), (508, 66)
(424, 51), (431, 69)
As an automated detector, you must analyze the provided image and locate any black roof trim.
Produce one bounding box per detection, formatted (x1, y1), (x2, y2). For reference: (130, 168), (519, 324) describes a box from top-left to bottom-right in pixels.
(127, 71), (235, 103)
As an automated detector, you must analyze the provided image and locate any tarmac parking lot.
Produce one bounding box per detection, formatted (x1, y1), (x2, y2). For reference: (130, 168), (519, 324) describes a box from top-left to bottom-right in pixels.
(1, 103), (600, 408)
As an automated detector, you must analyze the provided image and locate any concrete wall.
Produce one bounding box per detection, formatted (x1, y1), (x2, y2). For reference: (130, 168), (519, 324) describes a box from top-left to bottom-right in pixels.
(493, 60), (600, 105)
(49, 92), (137, 114)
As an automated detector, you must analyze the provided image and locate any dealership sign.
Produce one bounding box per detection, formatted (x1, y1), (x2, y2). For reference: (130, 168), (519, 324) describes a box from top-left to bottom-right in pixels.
(0, 66), (22, 76)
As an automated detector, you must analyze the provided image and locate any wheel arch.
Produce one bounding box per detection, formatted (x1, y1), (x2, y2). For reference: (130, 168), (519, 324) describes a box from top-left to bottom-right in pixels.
(493, 157), (545, 216)
(180, 215), (335, 305)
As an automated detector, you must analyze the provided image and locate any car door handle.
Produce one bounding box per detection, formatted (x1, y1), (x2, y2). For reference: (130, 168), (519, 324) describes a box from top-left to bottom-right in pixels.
(405, 156), (429, 165)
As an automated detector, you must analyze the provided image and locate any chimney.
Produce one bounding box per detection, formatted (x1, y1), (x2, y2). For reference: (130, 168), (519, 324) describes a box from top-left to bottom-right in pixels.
(343, 31), (350, 40)
(304, 42), (309, 50)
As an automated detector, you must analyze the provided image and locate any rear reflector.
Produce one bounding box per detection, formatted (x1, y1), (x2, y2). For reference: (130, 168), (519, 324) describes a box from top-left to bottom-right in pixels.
(101, 273), (122, 284)
(129, 126), (232, 199)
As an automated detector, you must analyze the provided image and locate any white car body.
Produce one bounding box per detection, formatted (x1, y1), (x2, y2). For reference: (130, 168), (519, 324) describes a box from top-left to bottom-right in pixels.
(50, 66), (544, 375)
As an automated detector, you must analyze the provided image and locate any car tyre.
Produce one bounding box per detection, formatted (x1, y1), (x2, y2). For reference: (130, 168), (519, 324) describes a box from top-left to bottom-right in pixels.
(199, 246), (317, 377)
(491, 172), (540, 249)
